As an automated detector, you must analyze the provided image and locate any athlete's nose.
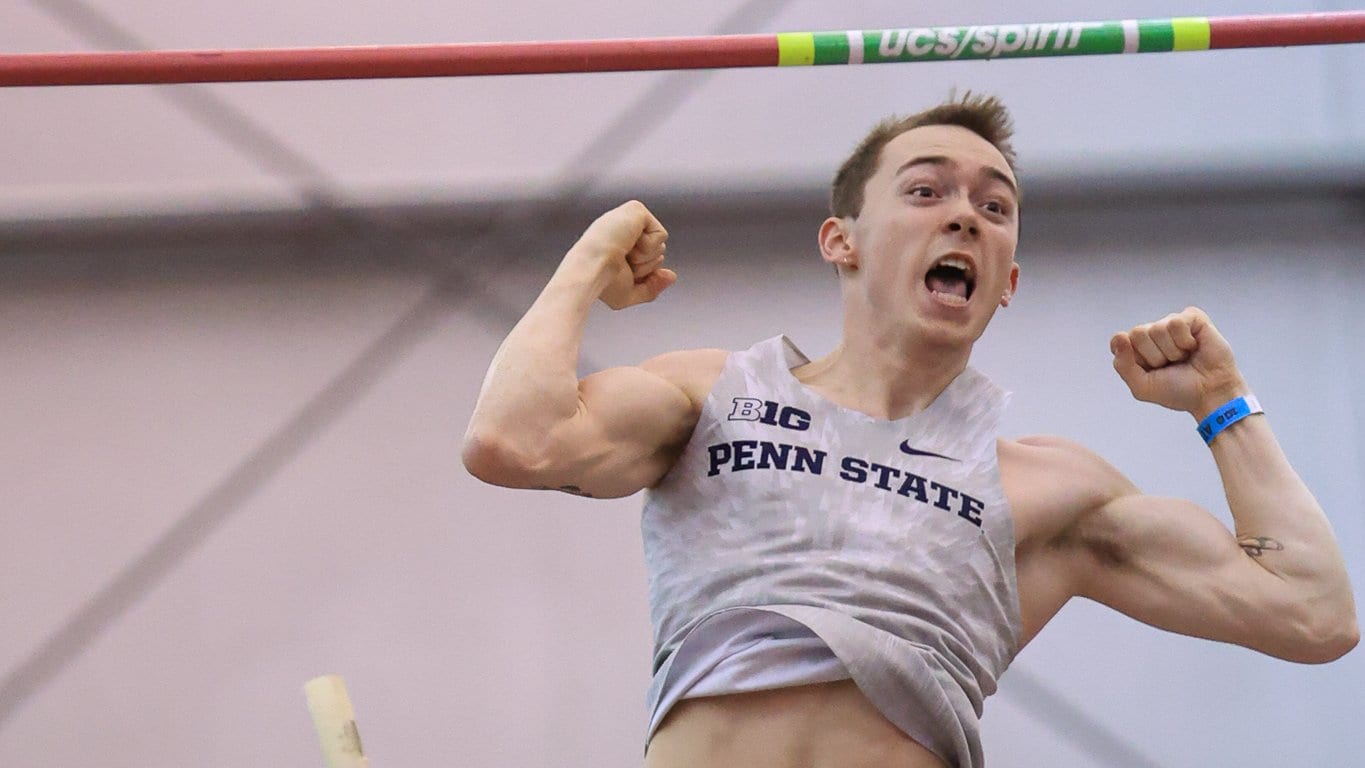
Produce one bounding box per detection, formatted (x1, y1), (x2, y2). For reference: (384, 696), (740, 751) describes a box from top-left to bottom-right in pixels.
(944, 194), (981, 237)
(946, 217), (979, 238)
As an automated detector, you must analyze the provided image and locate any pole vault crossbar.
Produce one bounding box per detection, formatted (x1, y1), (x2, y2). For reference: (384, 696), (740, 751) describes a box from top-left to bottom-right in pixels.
(2, 11), (1363, 87)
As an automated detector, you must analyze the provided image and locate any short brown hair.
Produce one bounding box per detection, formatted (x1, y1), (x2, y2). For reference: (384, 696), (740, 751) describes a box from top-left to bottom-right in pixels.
(830, 93), (1017, 218)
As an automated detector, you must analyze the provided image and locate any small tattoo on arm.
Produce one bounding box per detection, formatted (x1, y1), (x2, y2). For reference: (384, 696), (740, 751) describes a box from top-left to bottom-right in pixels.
(1238, 536), (1285, 558)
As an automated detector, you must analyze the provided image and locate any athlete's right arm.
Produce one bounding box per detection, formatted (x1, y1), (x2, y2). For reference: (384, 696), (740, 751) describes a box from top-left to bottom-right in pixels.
(462, 201), (708, 499)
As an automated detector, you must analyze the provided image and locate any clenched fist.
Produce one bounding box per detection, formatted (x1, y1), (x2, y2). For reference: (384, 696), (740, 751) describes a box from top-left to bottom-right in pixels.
(1110, 307), (1250, 419)
(570, 200), (677, 310)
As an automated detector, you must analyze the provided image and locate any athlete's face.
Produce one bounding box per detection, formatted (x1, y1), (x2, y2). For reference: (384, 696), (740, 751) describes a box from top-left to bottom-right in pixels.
(824, 125), (1020, 346)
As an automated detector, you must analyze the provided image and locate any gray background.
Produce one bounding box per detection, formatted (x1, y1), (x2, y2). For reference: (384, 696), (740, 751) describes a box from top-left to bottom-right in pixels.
(2, 0), (1363, 766)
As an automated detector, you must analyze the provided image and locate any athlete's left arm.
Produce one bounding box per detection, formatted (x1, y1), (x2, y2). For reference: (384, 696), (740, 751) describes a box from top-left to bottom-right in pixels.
(1072, 307), (1358, 663)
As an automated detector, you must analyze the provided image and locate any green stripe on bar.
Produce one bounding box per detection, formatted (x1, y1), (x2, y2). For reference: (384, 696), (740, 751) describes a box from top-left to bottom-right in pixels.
(850, 21), (1129, 64)
(1171, 17), (1212, 50)
(1137, 19), (1175, 52)
(777, 32), (815, 66)
(812, 31), (851, 65)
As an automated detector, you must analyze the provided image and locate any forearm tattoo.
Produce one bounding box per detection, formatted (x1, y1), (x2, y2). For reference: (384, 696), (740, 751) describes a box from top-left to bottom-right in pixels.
(1238, 536), (1285, 558)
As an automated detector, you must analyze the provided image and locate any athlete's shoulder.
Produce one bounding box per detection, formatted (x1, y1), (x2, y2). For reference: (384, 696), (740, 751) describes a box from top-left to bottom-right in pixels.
(640, 348), (731, 407)
(999, 434), (1140, 543)
(1002, 434), (1135, 493)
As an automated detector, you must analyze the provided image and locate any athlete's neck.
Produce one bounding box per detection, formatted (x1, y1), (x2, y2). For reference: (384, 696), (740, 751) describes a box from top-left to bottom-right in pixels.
(792, 329), (970, 421)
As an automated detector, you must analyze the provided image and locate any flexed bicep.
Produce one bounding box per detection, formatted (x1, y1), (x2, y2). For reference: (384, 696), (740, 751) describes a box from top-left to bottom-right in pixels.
(542, 365), (699, 497)
(468, 348), (724, 499)
(1074, 492), (1335, 663)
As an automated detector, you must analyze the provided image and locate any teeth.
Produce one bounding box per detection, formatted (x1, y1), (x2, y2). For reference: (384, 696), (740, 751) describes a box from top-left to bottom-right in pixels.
(935, 256), (974, 278)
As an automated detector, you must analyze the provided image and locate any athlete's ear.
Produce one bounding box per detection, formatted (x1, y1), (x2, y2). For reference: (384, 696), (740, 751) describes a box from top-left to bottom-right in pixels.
(1000, 261), (1020, 307)
(820, 216), (857, 274)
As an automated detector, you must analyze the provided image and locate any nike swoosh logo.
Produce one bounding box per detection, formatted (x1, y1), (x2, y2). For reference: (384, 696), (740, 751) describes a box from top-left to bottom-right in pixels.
(899, 440), (958, 462)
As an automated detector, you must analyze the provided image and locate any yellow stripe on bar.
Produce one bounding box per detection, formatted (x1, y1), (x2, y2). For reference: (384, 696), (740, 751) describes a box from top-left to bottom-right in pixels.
(777, 32), (816, 66)
(1171, 17), (1212, 50)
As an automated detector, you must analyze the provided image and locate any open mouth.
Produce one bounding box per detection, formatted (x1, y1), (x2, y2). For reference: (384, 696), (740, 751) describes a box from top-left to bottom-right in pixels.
(925, 255), (976, 306)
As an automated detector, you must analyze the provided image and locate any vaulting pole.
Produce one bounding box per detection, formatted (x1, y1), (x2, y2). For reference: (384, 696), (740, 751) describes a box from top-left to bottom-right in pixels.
(1, 12), (1363, 87)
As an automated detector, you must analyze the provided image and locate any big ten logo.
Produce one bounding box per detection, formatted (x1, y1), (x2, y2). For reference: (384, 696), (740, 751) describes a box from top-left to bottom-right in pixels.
(727, 398), (811, 431)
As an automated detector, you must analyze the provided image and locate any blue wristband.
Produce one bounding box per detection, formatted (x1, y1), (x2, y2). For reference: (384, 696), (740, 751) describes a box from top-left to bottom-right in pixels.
(1196, 395), (1263, 445)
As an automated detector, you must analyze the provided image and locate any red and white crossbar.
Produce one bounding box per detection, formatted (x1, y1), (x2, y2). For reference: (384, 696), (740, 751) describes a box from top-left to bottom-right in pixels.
(1, 11), (1362, 87)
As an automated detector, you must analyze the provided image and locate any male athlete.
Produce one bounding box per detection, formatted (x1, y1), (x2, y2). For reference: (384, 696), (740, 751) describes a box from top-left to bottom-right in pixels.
(462, 95), (1358, 767)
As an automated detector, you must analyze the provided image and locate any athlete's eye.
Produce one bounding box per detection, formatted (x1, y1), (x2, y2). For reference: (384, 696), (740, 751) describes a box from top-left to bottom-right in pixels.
(907, 186), (936, 198)
(982, 200), (1005, 214)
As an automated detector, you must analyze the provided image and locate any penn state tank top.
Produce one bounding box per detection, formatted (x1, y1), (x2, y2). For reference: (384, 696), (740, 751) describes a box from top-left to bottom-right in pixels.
(641, 336), (1021, 768)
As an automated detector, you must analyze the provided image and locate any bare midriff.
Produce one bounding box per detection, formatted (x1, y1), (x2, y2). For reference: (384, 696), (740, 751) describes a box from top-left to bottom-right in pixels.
(643, 680), (949, 768)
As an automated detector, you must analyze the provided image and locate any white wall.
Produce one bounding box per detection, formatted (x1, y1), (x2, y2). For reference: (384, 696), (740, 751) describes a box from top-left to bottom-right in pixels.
(1, 192), (1362, 767)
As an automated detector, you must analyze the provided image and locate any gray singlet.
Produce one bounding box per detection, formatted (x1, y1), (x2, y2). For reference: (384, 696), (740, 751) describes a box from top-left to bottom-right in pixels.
(641, 336), (1022, 768)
